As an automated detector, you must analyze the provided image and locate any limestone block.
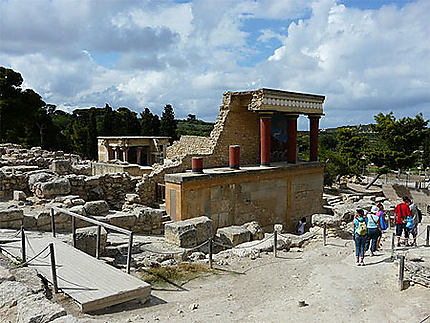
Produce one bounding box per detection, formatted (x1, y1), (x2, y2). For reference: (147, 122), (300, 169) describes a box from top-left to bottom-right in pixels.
(23, 215), (37, 230)
(0, 208), (24, 222)
(71, 198), (85, 206)
(164, 216), (213, 248)
(217, 226), (252, 247)
(17, 293), (67, 323)
(242, 221), (264, 240)
(311, 214), (341, 227)
(50, 159), (71, 175)
(125, 193), (141, 204)
(13, 190), (26, 201)
(83, 200), (109, 216)
(75, 226), (107, 257)
(0, 281), (32, 309)
(106, 212), (137, 229)
(332, 204), (355, 222)
(27, 171), (55, 189)
(231, 235), (291, 257)
(38, 178), (71, 198)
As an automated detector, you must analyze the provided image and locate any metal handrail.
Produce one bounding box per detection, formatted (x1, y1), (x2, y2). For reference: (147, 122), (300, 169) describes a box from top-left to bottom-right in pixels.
(50, 206), (133, 274)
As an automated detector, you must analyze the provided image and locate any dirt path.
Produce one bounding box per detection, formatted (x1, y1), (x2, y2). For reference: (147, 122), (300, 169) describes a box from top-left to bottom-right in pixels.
(67, 235), (429, 323)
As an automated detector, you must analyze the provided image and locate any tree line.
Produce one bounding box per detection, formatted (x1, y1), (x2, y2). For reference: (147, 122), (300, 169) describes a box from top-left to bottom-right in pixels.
(0, 67), (181, 159)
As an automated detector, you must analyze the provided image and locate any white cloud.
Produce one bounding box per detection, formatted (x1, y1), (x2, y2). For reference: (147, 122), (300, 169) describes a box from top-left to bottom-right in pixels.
(0, 0), (429, 128)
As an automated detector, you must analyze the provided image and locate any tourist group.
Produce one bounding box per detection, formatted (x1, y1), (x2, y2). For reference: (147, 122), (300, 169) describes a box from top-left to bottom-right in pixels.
(353, 197), (422, 266)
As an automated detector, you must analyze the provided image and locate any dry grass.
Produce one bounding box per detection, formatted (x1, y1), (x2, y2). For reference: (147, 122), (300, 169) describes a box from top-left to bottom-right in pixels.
(139, 263), (212, 288)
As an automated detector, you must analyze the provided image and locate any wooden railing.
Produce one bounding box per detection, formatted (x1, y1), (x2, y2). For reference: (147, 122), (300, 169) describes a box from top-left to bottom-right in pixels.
(50, 206), (134, 274)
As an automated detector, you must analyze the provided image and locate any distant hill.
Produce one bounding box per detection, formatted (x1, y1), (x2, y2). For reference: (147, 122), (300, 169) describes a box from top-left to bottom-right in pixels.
(177, 116), (214, 137)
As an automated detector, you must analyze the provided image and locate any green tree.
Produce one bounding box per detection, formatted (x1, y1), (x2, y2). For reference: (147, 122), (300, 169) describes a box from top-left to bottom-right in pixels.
(160, 104), (178, 142)
(140, 108), (157, 135)
(369, 113), (428, 173)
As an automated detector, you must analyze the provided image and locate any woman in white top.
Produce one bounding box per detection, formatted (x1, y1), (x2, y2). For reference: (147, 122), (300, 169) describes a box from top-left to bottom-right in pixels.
(366, 206), (381, 256)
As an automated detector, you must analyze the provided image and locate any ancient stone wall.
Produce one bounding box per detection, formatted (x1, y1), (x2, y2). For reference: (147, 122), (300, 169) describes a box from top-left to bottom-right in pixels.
(137, 92), (261, 205)
(0, 171), (28, 198)
(66, 173), (138, 209)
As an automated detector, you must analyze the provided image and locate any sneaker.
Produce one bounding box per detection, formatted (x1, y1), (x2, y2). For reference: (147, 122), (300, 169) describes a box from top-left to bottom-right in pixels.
(397, 243), (401, 247)
(370, 251), (374, 257)
(360, 262), (365, 266)
(356, 262), (360, 266)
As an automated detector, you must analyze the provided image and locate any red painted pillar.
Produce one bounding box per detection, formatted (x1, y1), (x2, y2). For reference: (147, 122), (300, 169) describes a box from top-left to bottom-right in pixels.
(192, 157), (203, 173)
(260, 114), (272, 166)
(309, 115), (320, 161)
(229, 145), (240, 169)
(136, 147), (142, 165)
(287, 115), (298, 163)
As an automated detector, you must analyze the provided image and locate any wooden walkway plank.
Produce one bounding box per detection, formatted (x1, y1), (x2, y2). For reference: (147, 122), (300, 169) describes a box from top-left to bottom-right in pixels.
(0, 236), (151, 312)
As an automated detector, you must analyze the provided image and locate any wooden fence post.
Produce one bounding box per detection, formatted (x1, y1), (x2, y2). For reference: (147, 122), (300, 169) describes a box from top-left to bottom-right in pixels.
(50, 208), (56, 238)
(426, 225), (430, 247)
(21, 226), (26, 265)
(399, 254), (405, 291)
(126, 232), (133, 274)
(323, 224), (327, 246)
(49, 243), (58, 293)
(96, 225), (101, 259)
(273, 230), (278, 257)
(209, 238), (213, 269)
(71, 217), (76, 248)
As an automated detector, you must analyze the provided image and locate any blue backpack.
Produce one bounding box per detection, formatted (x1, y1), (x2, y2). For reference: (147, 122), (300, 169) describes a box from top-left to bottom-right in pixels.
(406, 216), (414, 229)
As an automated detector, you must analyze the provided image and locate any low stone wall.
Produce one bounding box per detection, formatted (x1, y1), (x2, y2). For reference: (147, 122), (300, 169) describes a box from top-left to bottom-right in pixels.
(0, 171), (28, 199)
(92, 162), (152, 177)
(66, 173), (138, 209)
(166, 135), (213, 159)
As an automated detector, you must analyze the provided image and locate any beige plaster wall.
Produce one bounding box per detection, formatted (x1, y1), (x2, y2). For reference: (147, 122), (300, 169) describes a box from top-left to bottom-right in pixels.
(165, 165), (324, 232)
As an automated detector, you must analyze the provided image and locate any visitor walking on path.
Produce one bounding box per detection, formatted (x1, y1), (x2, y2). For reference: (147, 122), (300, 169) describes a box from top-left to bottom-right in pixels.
(394, 197), (411, 247)
(366, 206), (381, 256)
(376, 203), (387, 251)
(297, 217), (306, 235)
(407, 197), (421, 246)
(353, 209), (368, 266)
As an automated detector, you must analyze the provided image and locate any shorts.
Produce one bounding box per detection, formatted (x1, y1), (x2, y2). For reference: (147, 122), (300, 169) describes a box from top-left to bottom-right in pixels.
(396, 223), (405, 237)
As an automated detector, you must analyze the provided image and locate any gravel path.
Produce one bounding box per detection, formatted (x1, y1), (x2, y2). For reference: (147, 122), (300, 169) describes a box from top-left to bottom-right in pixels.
(67, 235), (430, 323)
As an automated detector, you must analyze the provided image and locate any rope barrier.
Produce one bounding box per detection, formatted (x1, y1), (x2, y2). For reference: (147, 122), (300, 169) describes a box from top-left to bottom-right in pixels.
(20, 245), (51, 267)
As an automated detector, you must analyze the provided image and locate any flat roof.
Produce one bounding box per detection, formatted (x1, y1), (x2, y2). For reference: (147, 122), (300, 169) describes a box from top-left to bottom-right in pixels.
(98, 136), (170, 139)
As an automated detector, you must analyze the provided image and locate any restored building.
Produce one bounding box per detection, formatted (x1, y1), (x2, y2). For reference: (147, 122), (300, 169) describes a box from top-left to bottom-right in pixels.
(97, 136), (170, 166)
(164, 88), (325, 232)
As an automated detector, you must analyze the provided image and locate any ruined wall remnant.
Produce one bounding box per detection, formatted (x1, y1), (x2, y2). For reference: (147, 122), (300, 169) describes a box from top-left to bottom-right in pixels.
(137, 92), (261, 206)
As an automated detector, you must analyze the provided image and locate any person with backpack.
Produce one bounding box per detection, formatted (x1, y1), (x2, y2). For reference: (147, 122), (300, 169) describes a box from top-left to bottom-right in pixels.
(353, 209), (368, 266)
(407, 197), (422, 246)
(366, 206), (381, 256)
(376, 203), (388, 251)
(394, 196), (411, 247)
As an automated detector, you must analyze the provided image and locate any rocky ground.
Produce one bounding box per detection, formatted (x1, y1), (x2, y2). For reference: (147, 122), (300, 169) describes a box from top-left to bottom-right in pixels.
(2, 227), (428, 323)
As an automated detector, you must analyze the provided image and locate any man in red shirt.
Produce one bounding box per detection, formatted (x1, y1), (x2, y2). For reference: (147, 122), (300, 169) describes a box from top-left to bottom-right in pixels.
(394, 196), (411, 247)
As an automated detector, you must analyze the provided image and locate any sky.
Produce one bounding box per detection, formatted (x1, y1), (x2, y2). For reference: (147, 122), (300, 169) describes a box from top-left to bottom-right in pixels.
(1, 0), (429, 130)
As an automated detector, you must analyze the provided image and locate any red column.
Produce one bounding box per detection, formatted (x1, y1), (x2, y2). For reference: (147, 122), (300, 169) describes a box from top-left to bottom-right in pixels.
(260, 114), (272, 166)
(287, 115), (298, 163)
(192, 157), (203, 173)
(309, 115), (320, 162)
(136, 147), (142, 165)
(229, 145), (240, 169)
